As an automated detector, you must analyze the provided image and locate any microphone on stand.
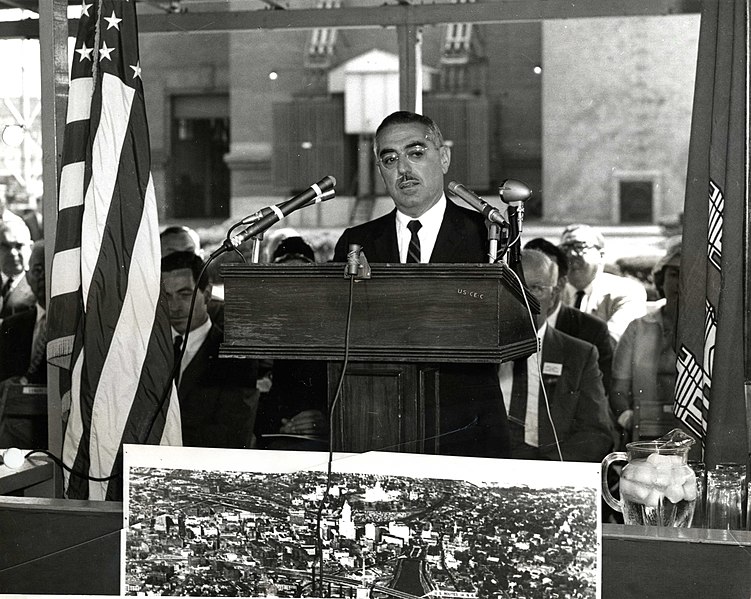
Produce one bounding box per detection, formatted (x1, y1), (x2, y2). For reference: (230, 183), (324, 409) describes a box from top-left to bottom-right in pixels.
(240, 189), (335, 228)
(498, 178), (532, 273)
(215, 176), (336, 256)
(447, 181), (507, 226)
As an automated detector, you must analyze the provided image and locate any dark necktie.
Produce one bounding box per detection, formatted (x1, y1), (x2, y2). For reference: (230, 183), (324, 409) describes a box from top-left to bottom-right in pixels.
(406, 220), (422, 263)
(1, 276), (13, 300)
(508, 358), (528, 428)
(574, 289), (586, 309)
(173, 334), (183, 385)
(25, 313), (47, 380)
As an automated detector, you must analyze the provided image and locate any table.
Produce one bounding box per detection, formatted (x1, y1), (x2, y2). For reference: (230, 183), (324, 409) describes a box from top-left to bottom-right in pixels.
(0, 453), (56, 496)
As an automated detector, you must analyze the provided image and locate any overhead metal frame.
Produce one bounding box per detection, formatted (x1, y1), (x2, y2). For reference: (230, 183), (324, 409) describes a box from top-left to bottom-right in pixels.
(2, 0), (700, 38)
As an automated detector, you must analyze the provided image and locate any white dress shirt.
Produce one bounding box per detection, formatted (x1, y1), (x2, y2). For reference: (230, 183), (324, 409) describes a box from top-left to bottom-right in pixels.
(546, 301), (562, 328)
(394, 194), (446, 263)
(499, 323), (547, 447)
(173, 317), (212, 381)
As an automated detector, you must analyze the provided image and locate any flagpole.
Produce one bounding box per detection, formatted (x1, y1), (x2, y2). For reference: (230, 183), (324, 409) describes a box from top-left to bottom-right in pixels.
(38, 0), (69, 498)
(744, 0), (751, 474)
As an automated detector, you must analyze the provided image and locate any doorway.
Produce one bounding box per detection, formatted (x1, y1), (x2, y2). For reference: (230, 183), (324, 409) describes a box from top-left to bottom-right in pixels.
(170, 95), (230, 219)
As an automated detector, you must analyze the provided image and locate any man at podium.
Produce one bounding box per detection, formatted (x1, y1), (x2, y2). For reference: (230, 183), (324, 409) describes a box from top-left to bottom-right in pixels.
(333, 111), (511, 459)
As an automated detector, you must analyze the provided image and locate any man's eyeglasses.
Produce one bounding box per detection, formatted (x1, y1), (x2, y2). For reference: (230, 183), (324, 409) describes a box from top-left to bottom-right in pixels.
(376, 145), (439, 170)
(528, 284), (554, 296)
(0, 241), (27, 252)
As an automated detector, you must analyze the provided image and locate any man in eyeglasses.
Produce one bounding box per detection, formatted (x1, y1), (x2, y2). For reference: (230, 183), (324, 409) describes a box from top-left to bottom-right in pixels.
(500, 249), (613, 462)
(559, 224), (647, 343)
(0, 220), (35, 321)
(333, 111), (510, 459)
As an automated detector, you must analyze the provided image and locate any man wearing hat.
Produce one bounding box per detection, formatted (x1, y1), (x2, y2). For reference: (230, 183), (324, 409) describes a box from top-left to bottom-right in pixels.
(559, 224), (647, 343)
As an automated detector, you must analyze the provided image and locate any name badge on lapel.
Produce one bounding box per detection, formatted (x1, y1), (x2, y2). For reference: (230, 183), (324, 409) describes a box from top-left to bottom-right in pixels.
(542, 362), (563, 376)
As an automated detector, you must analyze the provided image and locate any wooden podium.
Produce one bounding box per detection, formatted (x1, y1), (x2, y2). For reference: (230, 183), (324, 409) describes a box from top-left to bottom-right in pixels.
(220, 263), (538, 453)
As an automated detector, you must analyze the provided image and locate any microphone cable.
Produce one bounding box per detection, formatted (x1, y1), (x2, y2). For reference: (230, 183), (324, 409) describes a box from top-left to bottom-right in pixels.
(1, 256), (215, 494)
(506, 265), (564, 462)
(143, 256), (215, 445)
(22, 448), (120, 482)
(312, 273), (356, 597)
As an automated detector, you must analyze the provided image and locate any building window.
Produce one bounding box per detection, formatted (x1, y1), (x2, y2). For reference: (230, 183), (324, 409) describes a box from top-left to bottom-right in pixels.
(612, 170), (662, 224)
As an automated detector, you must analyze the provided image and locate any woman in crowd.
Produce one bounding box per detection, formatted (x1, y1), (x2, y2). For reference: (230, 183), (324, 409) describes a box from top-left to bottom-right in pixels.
(610, 239), (686, 442)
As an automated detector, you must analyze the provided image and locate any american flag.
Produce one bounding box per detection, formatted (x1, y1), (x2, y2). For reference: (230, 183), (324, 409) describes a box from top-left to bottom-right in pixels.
(673, 0), (747, 464)
(47, 0), (182, 500)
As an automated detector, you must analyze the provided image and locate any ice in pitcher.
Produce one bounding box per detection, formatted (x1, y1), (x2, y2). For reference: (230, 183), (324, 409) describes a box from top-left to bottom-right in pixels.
(618, 452), (697, 526)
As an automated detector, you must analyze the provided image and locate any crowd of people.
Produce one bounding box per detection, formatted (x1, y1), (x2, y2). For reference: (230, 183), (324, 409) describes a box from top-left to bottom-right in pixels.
(0, 111), (690, 484)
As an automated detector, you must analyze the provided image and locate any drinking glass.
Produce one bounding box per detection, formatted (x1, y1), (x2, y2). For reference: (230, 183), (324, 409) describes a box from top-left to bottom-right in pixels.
(688, 461), (706, 528)
(706, 463), (745, 530)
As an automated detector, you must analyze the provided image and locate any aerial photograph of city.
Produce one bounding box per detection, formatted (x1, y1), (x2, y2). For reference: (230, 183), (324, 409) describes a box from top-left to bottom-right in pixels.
(123, 447), (600, 598)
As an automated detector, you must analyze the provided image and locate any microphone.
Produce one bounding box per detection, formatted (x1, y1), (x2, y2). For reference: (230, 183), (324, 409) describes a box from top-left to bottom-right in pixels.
(447, 181), (506, 225)
(240, 189), (335, 227)
(498, 179), (532, 274)
(220, 176), (336, 252)
(346, 244), (362, 277)
(498, 178), (532, 230)
(498, 178), (532, 207)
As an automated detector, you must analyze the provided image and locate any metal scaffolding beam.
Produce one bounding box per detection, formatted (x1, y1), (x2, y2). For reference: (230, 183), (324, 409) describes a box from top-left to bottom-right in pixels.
(1, 0), (701, 39)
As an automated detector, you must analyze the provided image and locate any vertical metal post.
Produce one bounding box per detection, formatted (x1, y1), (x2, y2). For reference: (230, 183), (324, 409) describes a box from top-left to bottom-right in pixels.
(39, 0), (69, 496)
(397, 23), (423, 113)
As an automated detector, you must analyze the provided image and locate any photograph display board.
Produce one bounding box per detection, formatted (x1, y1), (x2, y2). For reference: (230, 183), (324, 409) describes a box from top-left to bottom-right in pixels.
(123, 446), (601, 598)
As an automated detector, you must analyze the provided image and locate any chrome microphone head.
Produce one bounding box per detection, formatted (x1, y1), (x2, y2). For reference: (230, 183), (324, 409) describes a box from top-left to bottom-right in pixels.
(499, 179), (532, 205)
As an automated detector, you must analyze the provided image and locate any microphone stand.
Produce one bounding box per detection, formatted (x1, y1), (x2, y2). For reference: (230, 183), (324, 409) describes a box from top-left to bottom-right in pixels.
(487, 222), (503, 264)
(506, 205), (524, 277)
(250, 234), (263, 264)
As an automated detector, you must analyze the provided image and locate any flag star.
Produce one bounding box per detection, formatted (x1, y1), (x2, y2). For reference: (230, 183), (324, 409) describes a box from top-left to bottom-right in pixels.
(80, 2), (92, 17)
(99, 41), (115, 61)
(130, 62), (142, 79)
(76, 41), (93, 62)
(104, 10), (122, 30)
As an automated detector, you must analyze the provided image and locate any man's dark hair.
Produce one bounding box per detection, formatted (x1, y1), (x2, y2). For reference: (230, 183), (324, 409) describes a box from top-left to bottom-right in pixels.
(161, 250), (209, 291)
(273, 236), (316, 263)
(524, 237), (569, 278)
(375, 111), (445, 147)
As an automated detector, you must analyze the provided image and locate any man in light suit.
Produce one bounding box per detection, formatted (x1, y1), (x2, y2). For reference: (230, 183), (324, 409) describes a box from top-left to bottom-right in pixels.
(161, 251), (258, 448)
(559, 224), (647, 343)
(500, 249), (613, 462)
(0, 220), (35, 321)
(333, 111), (510, 458)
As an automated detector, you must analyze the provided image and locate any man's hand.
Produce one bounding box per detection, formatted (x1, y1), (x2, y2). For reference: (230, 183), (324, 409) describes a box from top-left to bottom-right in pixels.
(617, 409), (634, 430)
(279, 410), (327, 436)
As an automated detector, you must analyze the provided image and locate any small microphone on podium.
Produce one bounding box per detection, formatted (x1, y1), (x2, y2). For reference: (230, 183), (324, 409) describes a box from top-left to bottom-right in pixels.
(346, 244), (362, 276)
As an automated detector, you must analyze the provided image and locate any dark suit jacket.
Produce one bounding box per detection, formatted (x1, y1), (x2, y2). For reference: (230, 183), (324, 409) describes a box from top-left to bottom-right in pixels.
(535, 326), (614, 462)
(0, 305), (46, 447)
(0, 305), (45, 384)
(0, 276), (35, 319)
(177, 323), (258, 448)
(333, 199), (510, 458)
(555, 304), (614, 393)
(334, 198), (491, 264)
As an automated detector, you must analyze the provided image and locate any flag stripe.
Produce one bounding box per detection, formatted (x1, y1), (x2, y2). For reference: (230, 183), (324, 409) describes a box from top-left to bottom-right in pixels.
(61, 123), (90, 167)
(66, 77), (94, 124)
(59, 162), (86, 210)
